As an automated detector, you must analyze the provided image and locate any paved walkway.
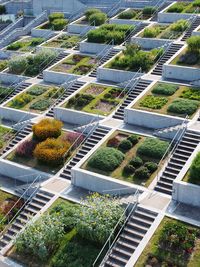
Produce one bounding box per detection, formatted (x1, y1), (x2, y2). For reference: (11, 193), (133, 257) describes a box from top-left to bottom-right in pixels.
(140, 191), (171, 211)
(43, 177), (71, 193)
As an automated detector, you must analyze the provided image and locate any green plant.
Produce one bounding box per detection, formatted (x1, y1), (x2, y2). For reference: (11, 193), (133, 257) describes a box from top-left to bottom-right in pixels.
(137, 138), (169, 160)
(67, 94), (94, 109)
(118, 139), (132, 152)
(127, 134), (139, 145)
(0, 60), (7, 71)
(31, 37), (45, 46)
(49, 13), (64, 23)
(0, 5), (6, 14)
(89, 12), (107, 26)
(167, 3), (185, 13)
(10, 93), (32, 108)
(180, 87), (200, 101)
(170, 19), (189, 32)
(123, 164), (135, 175)
(51, 18), (68, 30)
(139, 95), (168, 109)
(193, 0), (200, 7)
(85, 8), (101, 20)
(30, 99), (51, 111)
(118, 10), (136, 19)
(27, 86), (46, 96)
(107, 137), (120, 148)
(135, 166), (150, 179)
(144, 162), (158, 173)
(142, 6), (156, 15)
(190, 152), (200, 180)
(152, 83), (178, 96)
(7, 42), (22, 50)
(130, 156), (143, 168)
(167, 99), (199, 115)
(143, 26), (160, 38)
(8, 56), (28, 74)
(187, 36), (200, 53)
(87, 147), (124, 171)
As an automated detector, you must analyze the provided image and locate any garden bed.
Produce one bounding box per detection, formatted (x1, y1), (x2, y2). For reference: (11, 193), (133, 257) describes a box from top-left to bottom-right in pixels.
(0, 60), (8, 72)
(6, 84), (64, 114)
(0, 85), (13, 104)
(6, 37), (45, 52)
(82, 130), (169, 187)
(132, 82), (200, 118)
(135, 216), (200, 267)
(165, 1), (200, 14)
(42, 34), (81, 49)
(7, 119), (84, 174)
(37, 12), (68, 31)
(0, 125), (15, 154)
(51, 53), (97, 76)
(116, 7), (156, 20)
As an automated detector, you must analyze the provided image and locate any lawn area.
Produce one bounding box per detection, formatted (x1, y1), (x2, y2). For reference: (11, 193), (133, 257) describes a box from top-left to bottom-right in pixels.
(64, 83), (124, 116)
(42, 34), (81, 49)
(133, 82), (200, 118)
(135, 217), (200, 267)
(6, 84), (64, 114)
(0, 125), (15, 153)
(83, 130), (169, 187)
(6, 37), (45, 52)
(51, 54), (97, 75)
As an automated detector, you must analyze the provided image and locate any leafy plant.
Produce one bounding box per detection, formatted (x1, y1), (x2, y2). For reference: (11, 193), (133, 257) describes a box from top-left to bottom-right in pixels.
(49, 13), (64, 23)
(27, 86), (46, 96)
(123, 164), (135, 175)
(118, 139), (132, 152)
(187, 36), (200, 53)
(7, 42), (22, 50)
(144, 162), (158, 173)
(139, 95), (168, 109)
(8, 56), (28, 74)
(107, 137), (120, 148)
(167, 3), (186, 13)
(51, 18), (68, 30)
(170, 19), (189, 32)
(180, 87), (200, 101)
(9, 93), (32, 108)
(143, 26), (160, 38)
(142, 6), (156, 15)
(89, 12), (107, 26)
(130, 156), (143, 168)
(135, 166), (150, 179)
(152, 83), (178, 96)
(16, 139), (37, 157)
(0, 5), (6, 14)
(30, 99), (51, 111)
(85, 8), (101, 20)
(118, 10), (136, 19)
(127, 134), (139, 145)
(190, 152), (200, 181)
(167, 98), (199, 115)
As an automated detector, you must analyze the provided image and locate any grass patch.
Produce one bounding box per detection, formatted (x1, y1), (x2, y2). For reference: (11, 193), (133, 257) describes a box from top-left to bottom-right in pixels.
(6, 37), (45, 52)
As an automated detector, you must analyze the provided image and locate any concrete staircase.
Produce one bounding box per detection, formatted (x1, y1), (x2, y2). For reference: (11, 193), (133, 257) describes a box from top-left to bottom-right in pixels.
(155, 129), (200, 195)
(37, 51), (69, 79)
(0, 189), (54, 252)
(150, 1), (171, 21)
(103, 206), (158, 267)
(46, 80), (86, 117)
(59, 125), (110, 180)
(151, 43), (184, 76)
(0, 122), (33, 156)
(112, 79), (152, 120)
(181, 16), (200, 42)
(0, 82), (31, 104)
(89, 48), (119, 78)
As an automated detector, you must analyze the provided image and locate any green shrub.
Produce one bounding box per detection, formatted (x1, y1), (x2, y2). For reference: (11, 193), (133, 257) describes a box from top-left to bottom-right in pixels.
(167, 98), (199, 115)
(88, 147), (124, 172)
(89, 12), (107, 26)
(152, 83), (178, 96)
(193, 0), (200, 7)
(8, 56), (27, 74)
(130, 156), (143, 168)
(31, 38), (45, 46)
(85, 8), (101, 20)
(7, 42), (22, 51)
(123, 164), (135, 175)
(135, 166), (150, 179)
(0, 86), (13, 98)
(49, 13), (64, 23)
(139, 95), (168, 109)
(190, 152), (200, 180)
(27, 86), (46, 96)
(51, 18), (68, 30)
(118, 139), (132, 152)
(137, 138), (169, 160)
(127, 134), (139, 145)
(143, 27), (160, 38)
(0, 5), (6, 14)
(170, 19), (189, 32)
(68, 94), (94, 109)
(180, 87), (200, 101)
(187, 36), (200, 53)
(118, 10), (136, 19)
(167, 3), (185, 13)
(10, 93), (32, 108)
(30, 99), (51, 111)
(0, 60), (7, 71)
(142, 6), (156, 15)
(144, 162), (158, 173)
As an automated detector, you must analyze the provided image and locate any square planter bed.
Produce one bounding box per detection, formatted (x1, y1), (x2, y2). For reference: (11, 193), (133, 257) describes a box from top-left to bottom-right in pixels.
(0, 84), (14, 104)
(54, 83), (124, 125)
(131, 20), (189, 49)
(135, 216), (200, 267)
(126, 81), (199, 129)
(67, 16), (97, 34)
(81, 129), (169, 188)
(158, 1), (200, 23)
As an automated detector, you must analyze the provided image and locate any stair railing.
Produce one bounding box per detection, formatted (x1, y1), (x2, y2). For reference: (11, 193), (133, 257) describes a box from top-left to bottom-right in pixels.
(155, 115), (189, 182)
(96, 39), (115, 60)
(68, 6), (87, 23)
(93, 188), (140, 267)
(107, 0), (123, 18)
(150, 0), (168, 21)
(0, 175), (41, 239)
(124, 23), (140, 44)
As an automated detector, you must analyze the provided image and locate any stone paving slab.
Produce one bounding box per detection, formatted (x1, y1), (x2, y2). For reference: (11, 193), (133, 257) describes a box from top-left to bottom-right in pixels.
(43, 178), (71, 193)
(140, 191), (171, 211)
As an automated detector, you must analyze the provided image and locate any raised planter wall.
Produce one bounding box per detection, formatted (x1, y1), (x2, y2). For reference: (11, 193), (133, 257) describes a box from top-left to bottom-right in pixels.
(31, 27), (56, 38)
(0, 72), (28, 84)
(109, 18), (142, 26)
(0, 106), (37, 123)
(158, 12), (193, 23)
(131, 36), (172, 49)
(79, 41), (113, 54)
(43, 69), (79, 84)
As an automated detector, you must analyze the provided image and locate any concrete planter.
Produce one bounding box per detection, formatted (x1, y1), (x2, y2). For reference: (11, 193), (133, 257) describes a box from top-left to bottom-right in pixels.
(67, 16), (96, 35)
(43, 69), (79, 84)
(0, 72), (29, 84)
(0, 106), (37, 123)
(31, 24), (56, 38)
(131, 36), (172, 49)
(79, 41), (113, 54)
(109, 18), (142, 26)
(54, 106), (104, 126)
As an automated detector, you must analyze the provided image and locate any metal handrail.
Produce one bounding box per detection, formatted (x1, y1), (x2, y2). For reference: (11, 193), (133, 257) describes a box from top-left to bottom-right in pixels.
(97, 39), (115, 59)
(107, 0), (122, 18)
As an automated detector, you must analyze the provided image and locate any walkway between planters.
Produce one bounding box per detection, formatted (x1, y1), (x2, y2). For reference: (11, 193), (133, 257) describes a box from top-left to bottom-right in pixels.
(42, 177), (71, 193)
(140, 191), (171, 211)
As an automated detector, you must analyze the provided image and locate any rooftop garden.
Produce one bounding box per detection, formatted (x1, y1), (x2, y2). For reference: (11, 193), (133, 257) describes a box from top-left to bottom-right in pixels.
(136, 217), (200, 267)
(6, 84), (64, 113)
(38, 12), (68, 31)
(166, 0), (200, 14)
(106, 44), (164, 73)
(0, 189), (24, 232)
(42, 34), (81, 49)
(87, 24), (135, 45)
(6, 37), (45, 52)
(117, 6), (156, 20)
(139, 20), (189, 39)
(183, 152), (200, 185)
(75, 8), (107, 26)
(133, 82), (200, 118)
(0, 85), (14, 104)
(7, 49), (58, 77)
(82, 130), (169, 187)
(51, 54), (97, 76)
(64, 83), (124, 116)
(7, 118), (84, 174)
(0, 60), (8, 72)
(171, 36), (200, 67)
(10, 194), (124, 267)
(0, 125), (15, 154)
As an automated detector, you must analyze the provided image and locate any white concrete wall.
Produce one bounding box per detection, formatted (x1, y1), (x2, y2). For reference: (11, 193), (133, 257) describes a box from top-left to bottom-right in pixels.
(158, 10), (193, 23)
(31, 26), (56, 38)
(79, 41), (113, 55)
(131, 36), (172, 50)
(43, 69), (79, 84)
(0, 106), (37, 123)
(0, 72), (28, 84)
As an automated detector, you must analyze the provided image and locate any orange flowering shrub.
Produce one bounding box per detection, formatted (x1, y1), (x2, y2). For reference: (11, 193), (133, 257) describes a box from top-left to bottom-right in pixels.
(32, 119), (63, 141)
(33, 138), (70, 166)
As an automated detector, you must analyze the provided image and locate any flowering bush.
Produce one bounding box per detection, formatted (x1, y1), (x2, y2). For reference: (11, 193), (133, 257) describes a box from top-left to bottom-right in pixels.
(34, 138), (70, 165)
(32, 118), (63, 141)
(61, 132), (84, 149)
(16, 139), (37, 157)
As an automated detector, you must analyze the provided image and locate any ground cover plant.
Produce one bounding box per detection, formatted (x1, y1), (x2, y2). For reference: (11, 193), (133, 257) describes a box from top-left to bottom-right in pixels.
(118, 6), (156, 20)
(52, 54), (97, 75)
(39, 12), (68, 30)
(166, 0), (200, 14)
(43, 34), (81, 49)
(133, 82), (200, 118)
(8, 49), (58, 77)
(6, 84), (64, 113)
(76, 8), (107, 26)
(84, 130), (169, 186)
(183, 152), (200, 185)
(6, 37), (45, 52)
(87, 24), (135, 45)
(141, 20), (189, 39)
(7, 119), (84, 173)
(0, 85), (14, 103)
(135, 217), (200, 267)
(0, 60), (8, 72)
(172, 36), (200, 67)
(65, 83), (124, 116)
(10, 195), (124, 266)
(107, 44), (164, 72)
(0, 125), (14, 153)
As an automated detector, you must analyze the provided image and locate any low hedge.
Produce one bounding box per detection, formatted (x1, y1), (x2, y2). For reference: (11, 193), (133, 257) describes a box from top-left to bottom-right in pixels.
(89, 13), (107, 26)
(139, 95), (168, 109)
(118, 10), (136, 19)
(190, 152), (200, 180)
(88, 147), (124, 172)
(152, 83), (178, 96)
(144, 162), (158, 173)
(27, 86), (46, 96)
(137, 138), (169, 160)
(170, 19), (188, 32)
(30, 99), (51, 111)
(49, 13), (64, 23)
(118, 139), (132, 152)
(123, 164), (135, 175)
(142, 6), (156, 15)
(167, 99), (199, 115)
(143, 27), (160, 38)
(127, 134), (139, 145)
(85, 8), (101, 20)
(167, 3), (186, 13)
(130, 156), (143, 168)
(181, 88), (200, 101)
(51, 18), (68, 30)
